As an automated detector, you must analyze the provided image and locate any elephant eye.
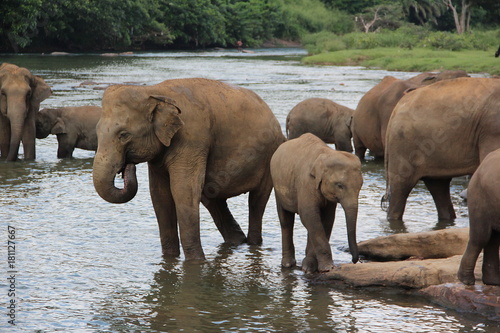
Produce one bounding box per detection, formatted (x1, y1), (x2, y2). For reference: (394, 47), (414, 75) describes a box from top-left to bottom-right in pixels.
(335, 183), (345, 190)
(118, 131), (131, 142)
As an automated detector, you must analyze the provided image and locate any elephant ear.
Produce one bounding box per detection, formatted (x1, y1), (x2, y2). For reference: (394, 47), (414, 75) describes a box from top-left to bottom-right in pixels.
(51, 117), (66, 134)
(310, 154), (328, 189)
(30, 75), (52, 109)
(149, 95), (184, 147)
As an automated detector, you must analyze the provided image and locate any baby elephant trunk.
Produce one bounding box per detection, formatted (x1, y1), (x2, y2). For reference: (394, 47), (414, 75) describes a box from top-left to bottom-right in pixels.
(342, 203), (359, 263)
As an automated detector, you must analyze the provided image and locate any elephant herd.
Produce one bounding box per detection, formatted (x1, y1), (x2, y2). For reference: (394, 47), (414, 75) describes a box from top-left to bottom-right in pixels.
(1, 62), (499, 286)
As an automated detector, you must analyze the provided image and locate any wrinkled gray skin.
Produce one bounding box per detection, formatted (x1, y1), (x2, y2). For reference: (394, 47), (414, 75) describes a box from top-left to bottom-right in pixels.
(286, 98), (354, 152)
(270, 133), (363, 273)
(352, 70), (469, 160)
(93, 78), (285, 260)
(458, 149), (500, 286)
(36, 106), (102, 158)
(0, 63), (52, 161)
(384, 77), (500, 222)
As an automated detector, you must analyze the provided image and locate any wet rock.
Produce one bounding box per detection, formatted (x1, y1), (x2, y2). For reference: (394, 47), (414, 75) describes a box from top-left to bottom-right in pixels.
(358, 228), (469, 261)
(322, 255), (482, 289)
(420, 283), (500, 321)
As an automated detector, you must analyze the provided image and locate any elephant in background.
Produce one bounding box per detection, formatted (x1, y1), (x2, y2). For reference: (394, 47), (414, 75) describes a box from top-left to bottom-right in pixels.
(286, 98), (354, 152)
(36, 106), (102, 158)
(352, 70), (469, 160)
(270, 133), (362, 273)
(458, 148), (500, 286)
(92, 78), (285, 260)
(384, 77), (500, 222)
(0, 63), (52, 161)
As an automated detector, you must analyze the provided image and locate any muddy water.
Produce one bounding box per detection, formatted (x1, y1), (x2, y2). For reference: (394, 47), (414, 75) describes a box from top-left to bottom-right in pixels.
(0, 49), (494, 332)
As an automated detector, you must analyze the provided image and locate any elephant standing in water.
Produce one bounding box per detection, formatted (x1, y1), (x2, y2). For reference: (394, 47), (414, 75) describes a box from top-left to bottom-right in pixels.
(36, 106), (102, 158)
(0, 63), (52, 161)
(458, 148), (500, 286)
(352, 70), (469, 160)
(271, 133), (362, 273)
(286, 98), (354, 152)
(93, 78), (285, 260)
(384, 77), (500, 222)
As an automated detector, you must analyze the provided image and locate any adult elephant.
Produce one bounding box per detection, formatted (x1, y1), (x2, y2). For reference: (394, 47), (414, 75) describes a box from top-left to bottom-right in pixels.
(384, 77), (500, 222)
(36, 106), (102, 158)
(93, 78), (285, 260)
(352, 70), (469, 160)
(0, 63), (52, 161)
(286, 98), (354, 152)
(458, 148), (500, 286)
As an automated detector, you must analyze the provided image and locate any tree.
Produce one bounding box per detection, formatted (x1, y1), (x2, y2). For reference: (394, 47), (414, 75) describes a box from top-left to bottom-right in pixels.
(401, 0), (444, 25)
(355, 4), (403, 32)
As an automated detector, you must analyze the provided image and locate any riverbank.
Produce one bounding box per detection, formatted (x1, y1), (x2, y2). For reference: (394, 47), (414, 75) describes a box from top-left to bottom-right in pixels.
(302, 48), (500, 76)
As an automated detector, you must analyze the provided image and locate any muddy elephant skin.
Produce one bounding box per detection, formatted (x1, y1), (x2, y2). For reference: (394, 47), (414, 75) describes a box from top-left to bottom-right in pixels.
(384, 77), (500, 222)
(92, 78), (285, 260)
(0, 63), (52, 161)
(458, 148), (500, 286)
(352, 70), (469, 160)
(36, 106), (102, 158)
(286, 98), (354, 152)
(270, 133), (363, 273)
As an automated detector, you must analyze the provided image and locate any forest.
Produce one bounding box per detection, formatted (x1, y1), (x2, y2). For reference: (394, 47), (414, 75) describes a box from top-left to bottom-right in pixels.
(0, 0), (499, 53)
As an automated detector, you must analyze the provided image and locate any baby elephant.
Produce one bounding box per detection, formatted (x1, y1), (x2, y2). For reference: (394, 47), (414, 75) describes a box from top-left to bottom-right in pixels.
(36, 106), (102, 158)
(286, 98), (354, 152)
(458, 148), (500, 286)
(271, 133), (363, 273)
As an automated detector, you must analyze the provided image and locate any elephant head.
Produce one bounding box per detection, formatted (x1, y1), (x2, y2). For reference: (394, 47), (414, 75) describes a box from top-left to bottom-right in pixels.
(92, 85), (184, 203)
(0, 63), (52, 161)
(311, 153), (363, 263)
(36, 108), (60, 139)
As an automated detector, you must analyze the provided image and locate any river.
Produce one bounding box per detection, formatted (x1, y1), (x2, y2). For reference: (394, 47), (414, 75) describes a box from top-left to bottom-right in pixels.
(0, 49), (494, 332)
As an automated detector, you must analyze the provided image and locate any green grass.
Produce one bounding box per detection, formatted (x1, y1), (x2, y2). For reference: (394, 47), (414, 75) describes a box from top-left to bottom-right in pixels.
(302, 48), (500, 75)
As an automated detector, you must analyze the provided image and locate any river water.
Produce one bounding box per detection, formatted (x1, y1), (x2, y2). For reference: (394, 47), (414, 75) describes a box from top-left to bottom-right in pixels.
(0, 49), (495, 332)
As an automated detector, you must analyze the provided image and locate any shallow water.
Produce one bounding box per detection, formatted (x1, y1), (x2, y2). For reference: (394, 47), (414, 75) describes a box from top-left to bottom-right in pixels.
(0, 49), (495, 332)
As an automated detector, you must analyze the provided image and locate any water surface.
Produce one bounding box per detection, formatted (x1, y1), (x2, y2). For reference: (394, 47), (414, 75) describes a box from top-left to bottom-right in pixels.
(0, 49), (494, 332)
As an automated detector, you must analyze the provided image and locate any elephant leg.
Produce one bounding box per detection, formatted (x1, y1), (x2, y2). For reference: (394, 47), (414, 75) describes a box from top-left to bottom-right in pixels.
(56, 134), (75, 158)
(22, 118), (36, 160)
(300, 206), (333, 272)
(321, 202), (337, 240)
(387, 178), (418, 222)
(277, 201), (296, 268)
(458, 221), (490, 285)
(169, 161), (206, 261)
(302, 203), (336, 273)
(422, 177), (456, 220)
(482, 230), (500, 285)
(201, 197), (247, 245)
(247, 172), (273, 245)
(353, 134), (366, 160)
(0, 119), (11, 158)
(149, 163), (180, 258)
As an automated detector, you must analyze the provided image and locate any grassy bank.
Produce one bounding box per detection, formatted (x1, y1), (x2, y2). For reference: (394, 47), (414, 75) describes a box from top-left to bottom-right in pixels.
(302, 48), (500, 76)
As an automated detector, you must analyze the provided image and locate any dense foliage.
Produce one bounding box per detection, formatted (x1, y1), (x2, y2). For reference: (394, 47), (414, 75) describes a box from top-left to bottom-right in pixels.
(0, 0), (498, 52)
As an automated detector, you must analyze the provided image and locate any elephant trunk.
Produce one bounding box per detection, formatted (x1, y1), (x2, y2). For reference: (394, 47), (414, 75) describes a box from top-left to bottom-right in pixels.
(92, 148), (138, 204)
(342, 202), (359, 263)
(6, 102), (28, 161)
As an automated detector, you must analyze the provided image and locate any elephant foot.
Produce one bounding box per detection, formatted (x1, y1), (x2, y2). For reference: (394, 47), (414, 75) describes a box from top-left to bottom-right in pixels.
(482, 272), (500, 286)
(246, 233), (263, 246)
(301, 256), (318, 274)
(457, 269), (476, 286)
(223, 232), (247, 246)
(281, 256), (296, 268)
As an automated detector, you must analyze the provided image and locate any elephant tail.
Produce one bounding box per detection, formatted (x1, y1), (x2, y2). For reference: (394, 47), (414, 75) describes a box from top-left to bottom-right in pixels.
(380, 191), (390, 211)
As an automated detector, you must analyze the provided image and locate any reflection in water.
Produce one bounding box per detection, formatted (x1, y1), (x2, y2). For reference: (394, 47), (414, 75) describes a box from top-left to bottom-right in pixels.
(1, 50), (495, 332)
